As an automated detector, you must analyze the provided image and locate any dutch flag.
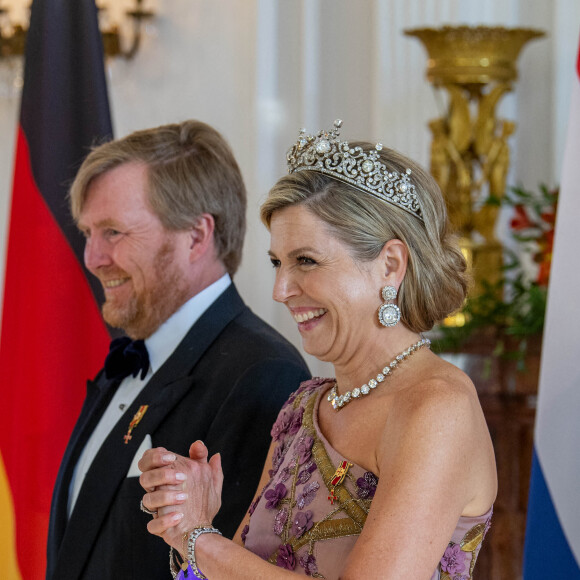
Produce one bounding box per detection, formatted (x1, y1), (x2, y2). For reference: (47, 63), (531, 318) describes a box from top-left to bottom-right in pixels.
(523, 37), (580, 577)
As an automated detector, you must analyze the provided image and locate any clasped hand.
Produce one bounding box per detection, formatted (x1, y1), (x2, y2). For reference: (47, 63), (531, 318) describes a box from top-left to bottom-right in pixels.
(138, 441), (223, 550)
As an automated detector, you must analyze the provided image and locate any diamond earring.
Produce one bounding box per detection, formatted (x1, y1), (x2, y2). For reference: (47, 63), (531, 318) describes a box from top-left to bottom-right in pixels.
(378, 285), (401, 327)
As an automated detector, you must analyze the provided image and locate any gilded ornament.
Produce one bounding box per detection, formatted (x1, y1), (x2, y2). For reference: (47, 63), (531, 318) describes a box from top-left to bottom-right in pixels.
(405, 25), (545, 313)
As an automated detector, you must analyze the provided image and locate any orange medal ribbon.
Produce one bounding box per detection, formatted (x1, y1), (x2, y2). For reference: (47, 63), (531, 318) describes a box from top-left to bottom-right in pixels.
(123, 404), (149, 444)
(328, 460), (353, 504)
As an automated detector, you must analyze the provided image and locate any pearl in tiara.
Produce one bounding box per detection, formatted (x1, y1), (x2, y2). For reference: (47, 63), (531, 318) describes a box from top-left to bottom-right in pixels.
(286, 119), (423, 221)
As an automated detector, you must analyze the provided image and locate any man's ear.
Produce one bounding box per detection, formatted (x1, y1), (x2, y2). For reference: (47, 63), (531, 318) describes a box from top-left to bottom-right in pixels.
(187, 213), (216, 262)
(377, 238), (408, 288)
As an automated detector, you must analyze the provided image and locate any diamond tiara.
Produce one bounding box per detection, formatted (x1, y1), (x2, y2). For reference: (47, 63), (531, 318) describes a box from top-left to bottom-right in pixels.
(286, 119), (423, 221)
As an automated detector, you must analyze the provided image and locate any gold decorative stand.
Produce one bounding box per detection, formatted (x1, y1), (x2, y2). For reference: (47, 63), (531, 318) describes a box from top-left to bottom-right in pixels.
(406, 27), (546, 578)
(405, 26), (543, 301)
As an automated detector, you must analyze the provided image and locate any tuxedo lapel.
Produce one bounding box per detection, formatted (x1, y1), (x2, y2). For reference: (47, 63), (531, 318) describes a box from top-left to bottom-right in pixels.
(50, 285), (247, 579)
(47, 375), (118, 567)
(55, 375), (195, 579)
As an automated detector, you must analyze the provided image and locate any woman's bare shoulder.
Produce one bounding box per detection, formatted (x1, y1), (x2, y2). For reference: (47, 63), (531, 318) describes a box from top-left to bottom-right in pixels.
(392, 354), (478, 419)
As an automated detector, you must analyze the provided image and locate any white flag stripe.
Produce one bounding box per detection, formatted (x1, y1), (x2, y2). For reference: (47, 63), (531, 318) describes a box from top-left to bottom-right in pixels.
(534, 50), (580, 559)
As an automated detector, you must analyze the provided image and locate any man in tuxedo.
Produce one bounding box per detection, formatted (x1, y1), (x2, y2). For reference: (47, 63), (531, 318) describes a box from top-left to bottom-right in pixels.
(46, 120), (309, 580)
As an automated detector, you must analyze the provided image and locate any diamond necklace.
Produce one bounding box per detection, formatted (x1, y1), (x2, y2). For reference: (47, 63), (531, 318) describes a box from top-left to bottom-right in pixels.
(327, 337), (431, 411)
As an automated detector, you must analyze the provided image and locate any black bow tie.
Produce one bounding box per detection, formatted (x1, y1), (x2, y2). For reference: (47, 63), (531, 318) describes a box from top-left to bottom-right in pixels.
(104, 337), (150, 382)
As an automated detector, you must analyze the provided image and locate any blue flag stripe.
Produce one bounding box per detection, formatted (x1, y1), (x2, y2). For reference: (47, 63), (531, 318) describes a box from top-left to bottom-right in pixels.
(523, 448), (580, 577)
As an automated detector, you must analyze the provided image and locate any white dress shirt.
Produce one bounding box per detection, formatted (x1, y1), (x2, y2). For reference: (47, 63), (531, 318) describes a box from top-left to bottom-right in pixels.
(67, 274), (231, 517)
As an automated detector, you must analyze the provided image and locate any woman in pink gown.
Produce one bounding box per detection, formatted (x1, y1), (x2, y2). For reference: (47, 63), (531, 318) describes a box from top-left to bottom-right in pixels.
(139, 120), (497, 580)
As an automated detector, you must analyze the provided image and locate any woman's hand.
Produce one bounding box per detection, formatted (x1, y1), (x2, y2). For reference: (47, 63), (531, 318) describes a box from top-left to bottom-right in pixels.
(138, 441), (223, 549)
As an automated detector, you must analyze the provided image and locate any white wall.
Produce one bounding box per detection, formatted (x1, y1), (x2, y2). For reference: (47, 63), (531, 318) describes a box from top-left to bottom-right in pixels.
(1, 0), (578, 376)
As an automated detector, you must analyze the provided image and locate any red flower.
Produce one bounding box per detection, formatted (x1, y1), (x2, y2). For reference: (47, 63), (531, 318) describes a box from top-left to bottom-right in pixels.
(540, 210), (556, 227)
(535, 228), (554, 287)
(510, 205), (533, 230)
(537, 260), (551, 287)
(544, 229), (554, 252)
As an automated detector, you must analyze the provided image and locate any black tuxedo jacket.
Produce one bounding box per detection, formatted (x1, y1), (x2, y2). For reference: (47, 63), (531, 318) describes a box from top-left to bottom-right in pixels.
(46, 285), (309, 580)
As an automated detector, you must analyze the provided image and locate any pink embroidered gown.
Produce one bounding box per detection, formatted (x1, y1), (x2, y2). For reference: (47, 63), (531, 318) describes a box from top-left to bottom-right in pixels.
(243, 379), (492, 579)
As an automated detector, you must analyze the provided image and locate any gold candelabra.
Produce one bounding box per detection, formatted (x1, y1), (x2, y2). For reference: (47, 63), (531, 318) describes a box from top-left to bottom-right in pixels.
(0, 5), (24, 58)
(405, 26), (544, 308)
(99, 0), (155, 59)
(0, 0), (154, 60)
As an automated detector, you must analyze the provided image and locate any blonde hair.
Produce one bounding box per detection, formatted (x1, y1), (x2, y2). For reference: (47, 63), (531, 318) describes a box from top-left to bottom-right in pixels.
(70, 120), (246, 275)
(261, 143), (468, 332)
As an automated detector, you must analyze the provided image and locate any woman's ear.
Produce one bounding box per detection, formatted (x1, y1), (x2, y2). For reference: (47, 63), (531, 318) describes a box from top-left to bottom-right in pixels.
(378, 239), (408, 288)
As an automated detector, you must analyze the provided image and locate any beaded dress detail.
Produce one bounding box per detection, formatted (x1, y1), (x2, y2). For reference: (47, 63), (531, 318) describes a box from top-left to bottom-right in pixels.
(243, 378), (492, 579)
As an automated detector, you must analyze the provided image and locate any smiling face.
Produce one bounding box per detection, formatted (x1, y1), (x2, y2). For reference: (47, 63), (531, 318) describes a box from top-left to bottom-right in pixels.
(269, 204), (387, 365)
(78, 162), (196, 339)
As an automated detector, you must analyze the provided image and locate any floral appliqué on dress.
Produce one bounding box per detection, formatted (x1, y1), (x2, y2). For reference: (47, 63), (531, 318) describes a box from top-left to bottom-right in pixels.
(439, 513), (492, 580)
(243, 378), (493, 579)
(243, 379), (374, 577)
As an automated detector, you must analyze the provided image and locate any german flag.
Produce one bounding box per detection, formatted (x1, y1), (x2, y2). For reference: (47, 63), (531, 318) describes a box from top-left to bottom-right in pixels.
(0, 1), (112, 577)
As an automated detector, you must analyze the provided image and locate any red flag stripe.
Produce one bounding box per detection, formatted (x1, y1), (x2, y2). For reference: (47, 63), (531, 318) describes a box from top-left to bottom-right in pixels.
(0, 129), (109, 577)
